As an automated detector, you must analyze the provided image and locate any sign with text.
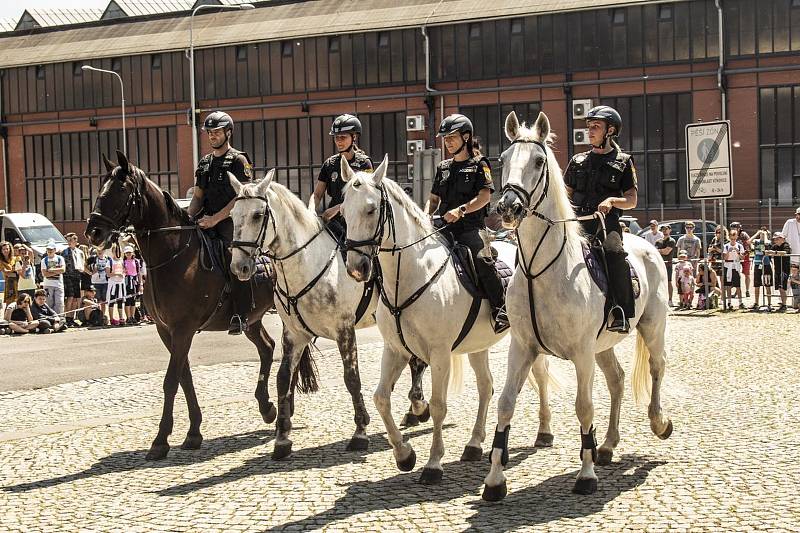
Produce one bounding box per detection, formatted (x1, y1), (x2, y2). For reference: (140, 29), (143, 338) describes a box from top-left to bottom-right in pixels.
(685, 120), (733, 200)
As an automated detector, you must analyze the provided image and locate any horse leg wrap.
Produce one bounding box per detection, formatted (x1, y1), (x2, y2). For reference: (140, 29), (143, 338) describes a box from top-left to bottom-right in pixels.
(490, 425), (511, 466)
(580, 425), (597, 463)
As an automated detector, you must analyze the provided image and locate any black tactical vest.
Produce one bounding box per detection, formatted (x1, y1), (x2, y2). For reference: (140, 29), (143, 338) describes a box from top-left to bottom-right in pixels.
(195, 148), (251, 215)
(566, 150), (631, 216)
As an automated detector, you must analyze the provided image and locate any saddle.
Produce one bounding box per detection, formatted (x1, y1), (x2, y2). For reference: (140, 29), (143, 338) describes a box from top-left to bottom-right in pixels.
(197, 229), (272, 285)
(582, 243), (641, 301)
(451, 244), (513, 301)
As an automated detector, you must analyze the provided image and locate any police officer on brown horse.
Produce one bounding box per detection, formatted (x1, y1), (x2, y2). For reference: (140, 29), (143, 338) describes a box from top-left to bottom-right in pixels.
(427, 113), (509, 333)
(564, 105), (638, 333)
(188, 110), (254, 334)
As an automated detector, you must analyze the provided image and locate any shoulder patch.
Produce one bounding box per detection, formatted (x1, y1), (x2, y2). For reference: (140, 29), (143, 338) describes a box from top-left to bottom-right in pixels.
(440, 158), (453, 169)
(574, 153), (587, 164)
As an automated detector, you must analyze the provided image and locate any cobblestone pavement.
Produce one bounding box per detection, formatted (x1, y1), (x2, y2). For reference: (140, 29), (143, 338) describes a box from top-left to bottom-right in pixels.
(1, 310), (799, 532)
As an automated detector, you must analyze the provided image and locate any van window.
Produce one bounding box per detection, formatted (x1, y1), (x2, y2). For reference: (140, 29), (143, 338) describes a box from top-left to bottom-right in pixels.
(4, 228), (21, 243)
(20, 225), (65, 246)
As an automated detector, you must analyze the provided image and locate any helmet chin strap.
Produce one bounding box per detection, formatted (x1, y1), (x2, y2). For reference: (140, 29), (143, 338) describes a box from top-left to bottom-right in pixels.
(591, 124), (613, 150)
(452, 133), (468, 156)
(337, 135), (355, 155)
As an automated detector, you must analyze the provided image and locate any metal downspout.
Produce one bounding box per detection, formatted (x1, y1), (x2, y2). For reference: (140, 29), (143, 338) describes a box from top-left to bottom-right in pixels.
(715, 0), (727, 224)
(0, 73), (9, 212)
(422, 0), (445, 150)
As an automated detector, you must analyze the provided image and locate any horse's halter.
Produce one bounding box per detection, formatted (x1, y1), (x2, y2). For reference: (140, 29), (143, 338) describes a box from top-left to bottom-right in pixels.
(229, 195), (279, 258)
(500, 139), (553, 225)
(343, 183), (395, 261)
(88, 167), (145, 235)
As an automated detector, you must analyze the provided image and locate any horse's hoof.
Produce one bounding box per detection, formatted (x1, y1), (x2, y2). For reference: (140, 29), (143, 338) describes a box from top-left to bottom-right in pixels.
(417, 405), (431, 423)
(418, 467), (443, 485)
(482, 481), (508, 501)
(346, 436), (369, 451)
(596, 448), (613, 466)
(396, 449), (416, 472)
(401, 412), (420, 427)
(572, 477), (598, 495)
(145, 444), (170, 461)
(534, 432), (554, 448)
(261, 403), (277, 425)
(180, 434), (203, 450)
(272, 441), (293, 461)
(460, 445), (483, 462)
(658, 420), (673, 440)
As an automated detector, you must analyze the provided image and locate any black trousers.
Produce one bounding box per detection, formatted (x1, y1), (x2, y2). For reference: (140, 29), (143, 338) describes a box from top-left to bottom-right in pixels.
(448, 227), (505, 311)
(579, 212), (635, 321)
(207, 217), (253, 321)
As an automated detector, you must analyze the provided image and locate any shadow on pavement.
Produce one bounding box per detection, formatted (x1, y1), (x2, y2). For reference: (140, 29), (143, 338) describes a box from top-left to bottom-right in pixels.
(155, 424), (453, 497)
(3, 430), (272, 493)
(259, 443), (543, 532)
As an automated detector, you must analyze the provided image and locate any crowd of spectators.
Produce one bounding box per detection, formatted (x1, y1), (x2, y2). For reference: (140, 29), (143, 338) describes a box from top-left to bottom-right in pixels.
(0, 235), (150, 336)
(649, 208), (800, 313)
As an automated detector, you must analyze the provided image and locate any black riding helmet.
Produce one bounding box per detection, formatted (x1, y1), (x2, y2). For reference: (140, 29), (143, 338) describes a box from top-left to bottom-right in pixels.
(585, 106), (622, 136)
(437, 114), (473, 137)
(330, 114), (362, 135)
(202, 111), (234, 132)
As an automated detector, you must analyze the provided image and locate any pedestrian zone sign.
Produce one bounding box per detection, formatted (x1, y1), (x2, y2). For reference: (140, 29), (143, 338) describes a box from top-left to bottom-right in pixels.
(685, 120), (733, 200)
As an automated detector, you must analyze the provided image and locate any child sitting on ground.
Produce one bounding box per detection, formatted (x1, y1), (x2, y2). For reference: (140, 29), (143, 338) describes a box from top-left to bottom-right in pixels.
(677, 263), (695, 309)
(79, 286), (105, 327)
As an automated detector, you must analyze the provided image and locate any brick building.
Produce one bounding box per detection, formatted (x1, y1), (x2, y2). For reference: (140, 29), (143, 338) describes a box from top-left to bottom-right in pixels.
(1, 0), (799, 236)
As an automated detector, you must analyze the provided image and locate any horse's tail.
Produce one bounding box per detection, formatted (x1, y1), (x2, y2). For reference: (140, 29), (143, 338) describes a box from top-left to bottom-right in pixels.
(449, 353), (464, 395)
(295, 346), (319, 394)
(526, 355), (565, 394)
(632, 333), (652, 406)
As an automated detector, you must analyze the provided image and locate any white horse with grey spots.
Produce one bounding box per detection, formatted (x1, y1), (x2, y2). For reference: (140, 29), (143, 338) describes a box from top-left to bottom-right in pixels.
(339, 155), (557, 485)
(228, 170), (430, 460)
(482, 111), (673, 500)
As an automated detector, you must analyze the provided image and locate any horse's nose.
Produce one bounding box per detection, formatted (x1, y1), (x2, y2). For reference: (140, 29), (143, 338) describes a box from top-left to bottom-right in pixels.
(497, 194), (524, 217)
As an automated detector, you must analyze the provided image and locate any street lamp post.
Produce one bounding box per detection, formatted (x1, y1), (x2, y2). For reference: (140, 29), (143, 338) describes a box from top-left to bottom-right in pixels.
(189, 2), (254, 166)
(81, 65), (126, 154)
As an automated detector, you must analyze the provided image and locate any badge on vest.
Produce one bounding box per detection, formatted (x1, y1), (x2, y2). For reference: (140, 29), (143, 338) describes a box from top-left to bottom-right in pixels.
(461, 166), (477, 173)
(575, 154), (587, 164)
(442, 170), (450, 180)
(331, 171), (339, 182)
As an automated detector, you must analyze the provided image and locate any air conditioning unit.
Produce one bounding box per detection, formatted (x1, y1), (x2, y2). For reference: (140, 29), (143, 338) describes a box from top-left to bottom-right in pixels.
(406, 140), (425, 156)
(572, 99), (593, 119)
(406, 115), (425, 132)
(407, 164), (415, 180)
(573, 128), (590, 145)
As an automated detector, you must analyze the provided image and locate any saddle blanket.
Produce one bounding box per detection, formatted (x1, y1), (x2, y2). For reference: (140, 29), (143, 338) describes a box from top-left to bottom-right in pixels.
(452, 244), (514, 301)
(582, 244), (641, 300)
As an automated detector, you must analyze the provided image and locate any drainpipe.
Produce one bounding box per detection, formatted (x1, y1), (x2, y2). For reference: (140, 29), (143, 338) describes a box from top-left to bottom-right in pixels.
(421, 0), (445, 150)
(0, 72), (9, 212)
(715, 0), (727, 225)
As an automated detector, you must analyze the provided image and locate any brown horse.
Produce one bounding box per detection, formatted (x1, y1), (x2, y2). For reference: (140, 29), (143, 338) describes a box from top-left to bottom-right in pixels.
(85, 150), (318, 460)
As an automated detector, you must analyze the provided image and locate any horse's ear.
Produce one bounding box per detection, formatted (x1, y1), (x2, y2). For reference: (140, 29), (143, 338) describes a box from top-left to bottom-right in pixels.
(228, 172), (243, 196)
(371, 154), (389, 185)
(533, 111), (551, 142)
(256, 169), (275, 195)
(339, 154), (356, 183)
(101, 153), (115, 173)
(505, 111), (520, 142)
(115, 150), (131, 174)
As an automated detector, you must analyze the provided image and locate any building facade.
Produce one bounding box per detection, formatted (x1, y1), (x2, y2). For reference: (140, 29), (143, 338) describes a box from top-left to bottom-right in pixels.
(1, 0), (799, 236)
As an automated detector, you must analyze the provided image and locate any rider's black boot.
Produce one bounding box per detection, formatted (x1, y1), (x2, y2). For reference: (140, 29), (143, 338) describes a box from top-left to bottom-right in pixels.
(492, 307), (510, 334)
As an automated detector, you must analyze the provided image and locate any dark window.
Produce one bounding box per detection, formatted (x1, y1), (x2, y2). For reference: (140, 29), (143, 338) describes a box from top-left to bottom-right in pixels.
(281, 41), (293, 57)
(469, 23), (481, 39)
(36, 66), (45, 80)
(73, 62), (83, 76)
(151, 54), (162, 69)
(328, 36), (340, 52)
(759, 85), (800, 204)
(658, 5), (672, 21)
(378, 32), (390, 48)
(613, 8), (625, 25)
(511, 18), (523, 34)
(111, 58), (121, 72)
(793, 0), (800, 7)
(236, 45), (248, 61)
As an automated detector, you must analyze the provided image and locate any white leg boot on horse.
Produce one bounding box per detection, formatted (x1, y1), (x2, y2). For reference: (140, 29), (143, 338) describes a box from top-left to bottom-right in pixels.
(573, 356), (599, 495)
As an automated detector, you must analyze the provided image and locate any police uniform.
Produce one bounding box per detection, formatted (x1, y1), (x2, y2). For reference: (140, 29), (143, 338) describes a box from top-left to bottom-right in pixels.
(194, 147), (253, 243)
(431, 155), (505, 312)
(564, 147), (638, 326)
(317, 151), (372, 237)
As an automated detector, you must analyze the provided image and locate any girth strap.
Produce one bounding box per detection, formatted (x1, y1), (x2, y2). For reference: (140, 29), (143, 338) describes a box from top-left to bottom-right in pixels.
(451, 294), (482, 352)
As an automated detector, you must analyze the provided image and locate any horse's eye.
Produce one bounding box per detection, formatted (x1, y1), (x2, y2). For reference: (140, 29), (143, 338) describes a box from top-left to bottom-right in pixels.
(252, 212), (263, 219)
(367, 208), (376, 216)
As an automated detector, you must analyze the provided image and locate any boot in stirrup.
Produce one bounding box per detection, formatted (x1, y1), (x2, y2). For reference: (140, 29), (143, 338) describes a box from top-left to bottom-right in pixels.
(492, 307), (510, 334)
(606, 305), (629, 334)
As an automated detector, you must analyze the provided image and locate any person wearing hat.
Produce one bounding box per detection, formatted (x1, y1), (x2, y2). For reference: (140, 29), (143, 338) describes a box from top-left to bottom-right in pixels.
(780, 207), (800, 267)
(564, 105), (638, 332)
(41, 239), (66, 316)
(644, 219), (663, 247)
(655, 224), (676, 305)
(767, 231), (792, 311)
(312, 114), (373, 241)
(427, 113), (507, 333)
(189, 111), (255, 334)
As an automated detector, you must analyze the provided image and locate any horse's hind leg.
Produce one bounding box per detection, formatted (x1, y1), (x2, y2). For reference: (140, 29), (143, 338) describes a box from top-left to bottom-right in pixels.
(531, 354), (554, 448)
(245, 322), (277, 424)
(147, 327), (193, 461)
(483, 337), (534, 501)
(637, 317), (673, 439)
(272, 328), (313, 460)
(336, 327), (370, 451)
(461, 350), (492, 461)
(595, 348), (624, 465)
(178, 361), (204, 450)
(401, 356), (430, 427)
(373, 346), (415, 472)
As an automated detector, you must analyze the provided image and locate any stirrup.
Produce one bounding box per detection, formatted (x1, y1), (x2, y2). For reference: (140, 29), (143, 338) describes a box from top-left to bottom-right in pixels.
(606, 305), (629, 333)
(492, 308), (510, 334)
(228, 314), (245, 335)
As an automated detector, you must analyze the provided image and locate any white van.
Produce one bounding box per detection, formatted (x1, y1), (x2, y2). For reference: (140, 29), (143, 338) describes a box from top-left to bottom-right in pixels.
(0, 211), (68, 264)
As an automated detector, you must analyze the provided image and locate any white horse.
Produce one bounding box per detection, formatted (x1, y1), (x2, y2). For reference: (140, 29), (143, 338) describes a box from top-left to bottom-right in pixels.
(339, 155), (556, 484)
(482, 111), (673, 500)
(228, 170), (431, 459)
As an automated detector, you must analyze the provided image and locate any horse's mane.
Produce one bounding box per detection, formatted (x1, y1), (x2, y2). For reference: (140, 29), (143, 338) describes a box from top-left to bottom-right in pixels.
(380, 178), (434, 233)
(242, 180), (321, 234)
(515, 123), (583, 246)
(118, 165), (192, 225)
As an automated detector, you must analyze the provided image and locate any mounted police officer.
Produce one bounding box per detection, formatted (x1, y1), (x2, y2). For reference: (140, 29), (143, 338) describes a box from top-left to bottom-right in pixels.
(427, 114), (508, 333)
(313, 114), (373, 241)
(188, 110), (254, 335)
(564, 105), (638, 333)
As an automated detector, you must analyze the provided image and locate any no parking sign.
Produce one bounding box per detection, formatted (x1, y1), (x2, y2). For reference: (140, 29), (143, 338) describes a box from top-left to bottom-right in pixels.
(685, 120), (733, 200)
